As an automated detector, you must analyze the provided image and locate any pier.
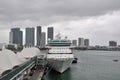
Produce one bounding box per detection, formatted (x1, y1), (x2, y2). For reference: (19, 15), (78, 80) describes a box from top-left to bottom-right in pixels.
(29, 67), (45, 80)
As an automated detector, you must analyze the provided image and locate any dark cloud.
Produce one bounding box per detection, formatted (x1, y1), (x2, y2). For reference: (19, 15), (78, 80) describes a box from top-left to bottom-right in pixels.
(0, 0), (120, 25)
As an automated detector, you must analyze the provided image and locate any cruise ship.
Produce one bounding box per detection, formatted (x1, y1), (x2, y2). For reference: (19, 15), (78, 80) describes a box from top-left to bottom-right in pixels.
(47, 36), (74, 73)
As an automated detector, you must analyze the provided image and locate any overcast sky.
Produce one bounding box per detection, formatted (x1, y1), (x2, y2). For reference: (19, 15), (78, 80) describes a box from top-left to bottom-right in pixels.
(0, 0), (120, 46)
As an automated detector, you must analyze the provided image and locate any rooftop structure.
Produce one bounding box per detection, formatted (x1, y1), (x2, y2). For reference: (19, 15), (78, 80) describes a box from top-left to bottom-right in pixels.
(17, 47), (40, 62)
(0, 49), (21, 75)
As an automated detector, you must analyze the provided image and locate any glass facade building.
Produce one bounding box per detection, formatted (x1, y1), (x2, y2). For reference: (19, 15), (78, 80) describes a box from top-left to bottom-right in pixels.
(37, 26), (41, 46)
(9, 28), (23, 46)
(47, 27), (54, 41)
(25, 27), (35, 47)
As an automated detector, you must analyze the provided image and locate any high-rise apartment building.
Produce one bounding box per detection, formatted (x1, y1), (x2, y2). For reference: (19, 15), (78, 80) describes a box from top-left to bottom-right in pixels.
(47, 27), (54, 41)
(40, 32), (46, 47)
(84, 39), (89, 47)
(37, 26), (41, 46)
(9, 32), (13, 44)
(72, 40), (77, 46)
(25, 27), (35, 47)
(109, 41), (117, 46)
(78, 38), (84, 47)
(9, 28), (23, 46)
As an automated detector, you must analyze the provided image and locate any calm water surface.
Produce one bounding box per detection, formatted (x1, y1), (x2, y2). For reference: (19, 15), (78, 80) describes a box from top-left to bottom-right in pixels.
(46, 50), (120, 80)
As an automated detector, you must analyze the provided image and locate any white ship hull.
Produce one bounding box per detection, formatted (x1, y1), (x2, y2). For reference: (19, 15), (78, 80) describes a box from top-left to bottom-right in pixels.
(47, 54), (74, 73)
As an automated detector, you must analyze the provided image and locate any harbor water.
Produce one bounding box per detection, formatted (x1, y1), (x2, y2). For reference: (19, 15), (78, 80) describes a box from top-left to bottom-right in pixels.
(46, 50), (120, 80)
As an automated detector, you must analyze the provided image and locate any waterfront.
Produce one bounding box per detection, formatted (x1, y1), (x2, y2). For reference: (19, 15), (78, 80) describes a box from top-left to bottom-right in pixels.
(46, 50), (120, 80)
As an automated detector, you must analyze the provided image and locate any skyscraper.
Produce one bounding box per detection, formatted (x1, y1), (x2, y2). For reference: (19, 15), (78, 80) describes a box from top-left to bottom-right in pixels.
(78, 38), (84, 47)
(9, 28), (23, 46)
(72, 40), (77, 46)
(37, 26), (41, 46)
(9, 32), (13, 44)
(47, 27), (54, 41)
(25, 27), (35, 47)
(109, 41), (117, 46)
(84, 39), (89, 47)
(40, 32), (46, 47)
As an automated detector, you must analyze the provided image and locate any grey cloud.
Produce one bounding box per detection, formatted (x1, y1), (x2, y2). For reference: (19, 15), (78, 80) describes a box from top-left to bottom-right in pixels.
(0, 0), (120, 26)
(49, 11), (120, 45)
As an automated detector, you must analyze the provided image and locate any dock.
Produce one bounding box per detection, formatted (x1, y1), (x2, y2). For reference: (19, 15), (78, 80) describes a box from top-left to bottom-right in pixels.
(29, 67), (45, 80)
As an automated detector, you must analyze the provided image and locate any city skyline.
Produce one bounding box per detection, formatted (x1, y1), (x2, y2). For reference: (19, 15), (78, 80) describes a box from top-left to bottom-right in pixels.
(7, 26), (120, 47)
(0, 0), (120, 45)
